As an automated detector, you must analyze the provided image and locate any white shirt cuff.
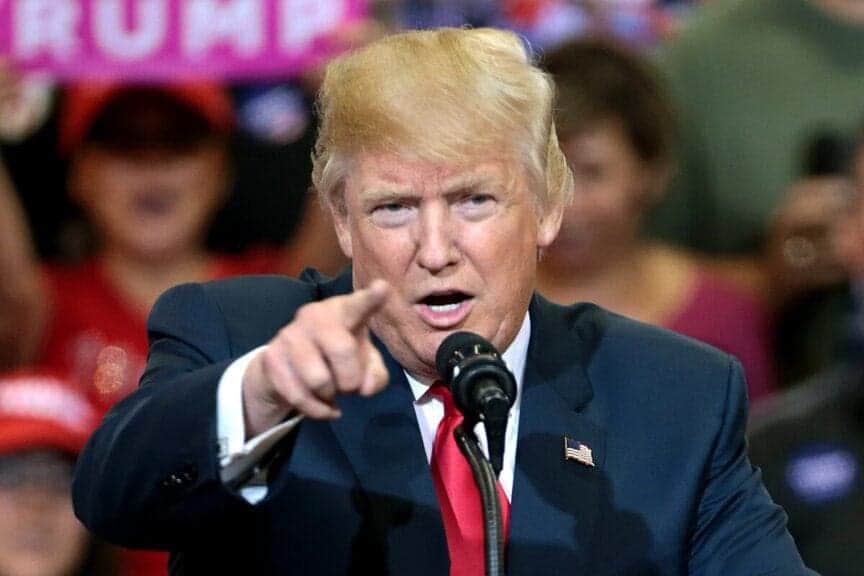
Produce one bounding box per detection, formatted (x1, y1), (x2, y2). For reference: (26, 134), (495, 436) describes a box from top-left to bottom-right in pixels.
(216, 346), (304, 503)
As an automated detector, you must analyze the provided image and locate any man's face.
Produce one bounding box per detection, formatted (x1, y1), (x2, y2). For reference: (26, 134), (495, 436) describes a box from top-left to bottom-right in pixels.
(333, 153), (562, 382)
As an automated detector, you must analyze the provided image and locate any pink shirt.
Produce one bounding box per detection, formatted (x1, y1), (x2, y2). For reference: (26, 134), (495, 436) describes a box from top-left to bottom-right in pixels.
(667, 271), (776, 404)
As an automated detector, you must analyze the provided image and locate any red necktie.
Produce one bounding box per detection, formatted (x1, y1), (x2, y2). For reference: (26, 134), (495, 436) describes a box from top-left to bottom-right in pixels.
(429, 384), (511, 576)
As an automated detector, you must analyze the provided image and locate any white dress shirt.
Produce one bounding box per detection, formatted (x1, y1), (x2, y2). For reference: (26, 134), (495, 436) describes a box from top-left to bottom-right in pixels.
(217, 313), (530, 504)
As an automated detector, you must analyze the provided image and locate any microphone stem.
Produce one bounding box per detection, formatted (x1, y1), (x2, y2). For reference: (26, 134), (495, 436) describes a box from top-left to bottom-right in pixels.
(486, 416), (507, 477)
(455, 424), (506, 576)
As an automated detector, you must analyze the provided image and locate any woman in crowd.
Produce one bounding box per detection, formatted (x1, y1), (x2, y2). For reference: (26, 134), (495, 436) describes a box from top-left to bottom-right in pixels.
(538, 37), (776, 401)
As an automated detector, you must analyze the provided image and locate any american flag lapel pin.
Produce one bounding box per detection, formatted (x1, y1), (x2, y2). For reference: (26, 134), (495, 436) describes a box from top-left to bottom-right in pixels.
(564, 436), (594, 467)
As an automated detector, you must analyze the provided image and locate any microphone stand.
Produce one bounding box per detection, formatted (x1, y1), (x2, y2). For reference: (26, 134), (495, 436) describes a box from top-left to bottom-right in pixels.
(454, 422), (505, 576)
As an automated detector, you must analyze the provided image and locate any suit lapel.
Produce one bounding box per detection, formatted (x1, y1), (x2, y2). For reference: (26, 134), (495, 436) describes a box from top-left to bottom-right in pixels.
(317, 272), (604, 574)
(508, 295), (606, 574)
(328, 336), (448, 576)
(305, 269), (447, 575)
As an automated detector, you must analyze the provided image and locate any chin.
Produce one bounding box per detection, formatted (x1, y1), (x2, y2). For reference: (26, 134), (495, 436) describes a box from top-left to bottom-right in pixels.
(121, 242), (183, 263)
(131, 229), (199, 257)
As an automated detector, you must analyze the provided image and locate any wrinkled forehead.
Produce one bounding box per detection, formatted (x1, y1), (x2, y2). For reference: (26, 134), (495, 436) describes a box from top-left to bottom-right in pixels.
(344, 152), (529, 200)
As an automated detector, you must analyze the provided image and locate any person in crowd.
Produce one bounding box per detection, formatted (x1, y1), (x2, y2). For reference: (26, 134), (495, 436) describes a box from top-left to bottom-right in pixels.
(73, 27), (812, 574)
(748, 120), (864, 576)
(652, 0), (864, 383)
(0, 369), (114, 576)
(0, 80), (345, 575)
(538, 37), (775, 402)
(42, 84), (259, 407)
(0, 82), (349, 409)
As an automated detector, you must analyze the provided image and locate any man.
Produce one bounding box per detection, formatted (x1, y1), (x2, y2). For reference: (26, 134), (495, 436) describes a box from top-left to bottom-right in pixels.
(73, 28), (813, 574)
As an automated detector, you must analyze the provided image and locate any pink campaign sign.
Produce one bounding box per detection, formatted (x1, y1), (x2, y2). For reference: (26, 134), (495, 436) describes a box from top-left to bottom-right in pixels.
(0, 0), (366, 81)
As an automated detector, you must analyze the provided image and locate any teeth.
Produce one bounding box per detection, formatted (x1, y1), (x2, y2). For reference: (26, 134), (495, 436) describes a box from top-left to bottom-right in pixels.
(428, 303), (461, 313)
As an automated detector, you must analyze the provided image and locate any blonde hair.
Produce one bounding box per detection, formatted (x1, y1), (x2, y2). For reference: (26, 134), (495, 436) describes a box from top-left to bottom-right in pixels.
(311, 27), (573, 213)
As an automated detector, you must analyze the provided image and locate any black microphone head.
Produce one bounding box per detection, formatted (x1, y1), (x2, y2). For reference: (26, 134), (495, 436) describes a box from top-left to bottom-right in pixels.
(436, 331), (516, 475)
(435, 331), (516, 420)
(435, 331), (497, 385)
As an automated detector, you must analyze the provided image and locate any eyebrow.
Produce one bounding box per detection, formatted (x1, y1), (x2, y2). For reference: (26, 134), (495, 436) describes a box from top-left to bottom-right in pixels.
(360, 170), (503, 203)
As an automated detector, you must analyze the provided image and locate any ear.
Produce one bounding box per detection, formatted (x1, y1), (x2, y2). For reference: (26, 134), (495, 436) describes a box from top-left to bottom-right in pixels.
(536, 201), (564, 249)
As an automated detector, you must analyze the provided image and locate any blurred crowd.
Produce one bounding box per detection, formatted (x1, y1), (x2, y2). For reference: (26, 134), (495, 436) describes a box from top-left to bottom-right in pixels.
(0, 0), (861, 574)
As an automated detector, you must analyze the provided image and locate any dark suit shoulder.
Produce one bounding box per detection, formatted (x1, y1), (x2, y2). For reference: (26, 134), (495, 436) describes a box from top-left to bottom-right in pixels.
(564, 300), (732, 376)
(558, 301), (739, 423)
(149, 269), (352, 358)
(201, 274), (319, 317)
(198, 267), (346, 308)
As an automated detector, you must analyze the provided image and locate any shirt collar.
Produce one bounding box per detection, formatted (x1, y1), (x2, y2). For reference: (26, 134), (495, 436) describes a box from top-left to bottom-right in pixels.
(406, 312), (531, 402)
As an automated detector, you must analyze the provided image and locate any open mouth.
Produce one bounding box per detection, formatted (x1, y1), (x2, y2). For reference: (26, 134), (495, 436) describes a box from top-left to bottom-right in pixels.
(421, 292), (470, 311)
(416, 291), (473, 328)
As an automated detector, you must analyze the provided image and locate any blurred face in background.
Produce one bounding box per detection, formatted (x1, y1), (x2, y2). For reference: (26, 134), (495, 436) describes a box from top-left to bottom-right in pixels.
(0, 451), (90, 576)
(832, 141), (864, 278)
(546, 118), (664, 271)
(69, 92), (229, 263)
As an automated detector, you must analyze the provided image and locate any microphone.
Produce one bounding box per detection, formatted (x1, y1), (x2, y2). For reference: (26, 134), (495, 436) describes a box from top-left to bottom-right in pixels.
(435, 331), (517, 476)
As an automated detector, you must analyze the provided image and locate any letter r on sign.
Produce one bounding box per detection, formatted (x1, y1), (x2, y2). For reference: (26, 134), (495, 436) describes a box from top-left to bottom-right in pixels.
(12, 0), (80, 59)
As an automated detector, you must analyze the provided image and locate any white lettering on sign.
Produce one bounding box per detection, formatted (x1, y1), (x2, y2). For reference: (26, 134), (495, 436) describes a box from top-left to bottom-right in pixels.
(280, 0), (341, 50)
(183, 0), (265, 57)
(94, 0), (168, 60)
(2, 0), (359, 80)
(12, 0), (80, 59)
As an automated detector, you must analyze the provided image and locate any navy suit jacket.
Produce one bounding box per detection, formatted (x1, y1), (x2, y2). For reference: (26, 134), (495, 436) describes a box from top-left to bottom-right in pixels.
(73, 270), (814, 575)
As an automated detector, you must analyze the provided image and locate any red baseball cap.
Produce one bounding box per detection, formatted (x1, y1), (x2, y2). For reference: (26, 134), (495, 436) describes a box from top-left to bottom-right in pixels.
(0, 371), (99, 457)
(59, 82), (234, 154)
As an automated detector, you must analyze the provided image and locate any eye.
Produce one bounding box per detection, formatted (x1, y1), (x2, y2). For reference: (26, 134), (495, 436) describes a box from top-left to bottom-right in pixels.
(456, 193), (497, 220)
(370, 202), (414, 228)
(467, 194), (493, 205)
(378, 202), (405, 212)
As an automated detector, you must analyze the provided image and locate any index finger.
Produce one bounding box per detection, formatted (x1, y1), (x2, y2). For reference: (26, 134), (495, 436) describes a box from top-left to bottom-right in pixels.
(340, 279), (391, 331)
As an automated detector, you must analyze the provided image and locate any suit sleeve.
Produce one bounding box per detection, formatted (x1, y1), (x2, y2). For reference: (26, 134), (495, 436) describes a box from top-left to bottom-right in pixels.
(72, 282), (257, 550)
(687, 358), (816, 575)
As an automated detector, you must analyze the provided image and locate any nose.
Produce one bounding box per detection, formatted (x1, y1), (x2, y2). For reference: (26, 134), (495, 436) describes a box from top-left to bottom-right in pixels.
(416, 203), (459, 273)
